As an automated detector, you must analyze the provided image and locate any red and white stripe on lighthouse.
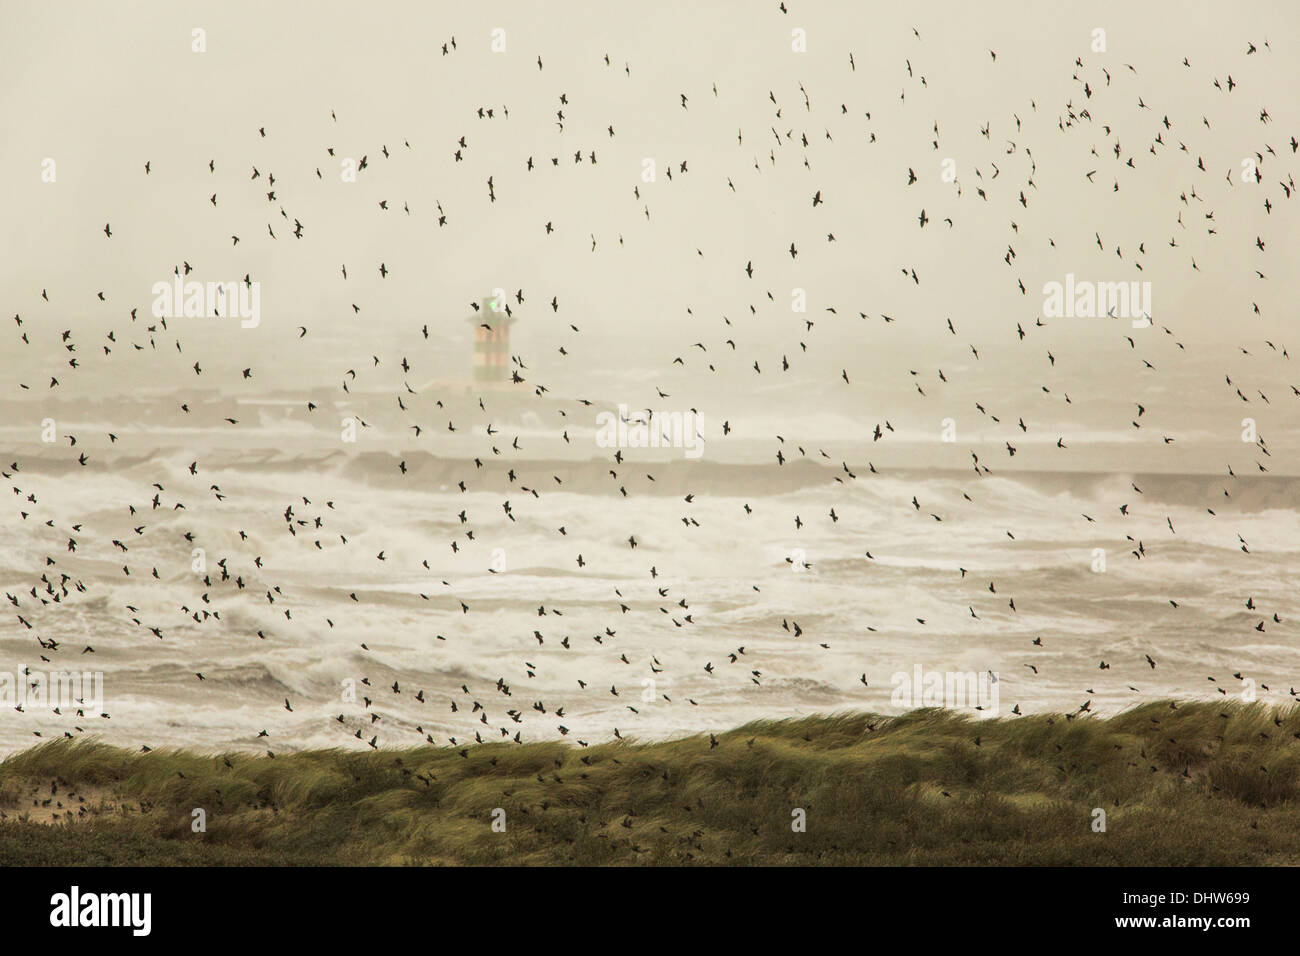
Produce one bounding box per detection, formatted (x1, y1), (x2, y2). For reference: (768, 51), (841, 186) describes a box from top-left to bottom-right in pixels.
(469, 297), (517, 384)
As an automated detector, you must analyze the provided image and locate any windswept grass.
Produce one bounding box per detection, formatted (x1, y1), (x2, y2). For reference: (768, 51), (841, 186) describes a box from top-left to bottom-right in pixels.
(3, 700), (1299, 865)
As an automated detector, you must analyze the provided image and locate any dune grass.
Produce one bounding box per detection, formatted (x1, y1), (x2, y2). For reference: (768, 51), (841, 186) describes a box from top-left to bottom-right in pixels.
(2, 700), (1299, 865)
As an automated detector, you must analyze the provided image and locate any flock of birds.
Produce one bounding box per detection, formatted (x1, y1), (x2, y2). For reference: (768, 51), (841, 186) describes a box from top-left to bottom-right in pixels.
(5, 12), (1299, 758)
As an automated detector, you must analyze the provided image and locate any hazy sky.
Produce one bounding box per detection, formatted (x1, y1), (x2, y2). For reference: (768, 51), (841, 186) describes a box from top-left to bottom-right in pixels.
(3, 0), (1298, 470)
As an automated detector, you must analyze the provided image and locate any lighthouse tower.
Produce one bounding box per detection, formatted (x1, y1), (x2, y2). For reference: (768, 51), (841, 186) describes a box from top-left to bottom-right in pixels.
(469, 297), (517, 385)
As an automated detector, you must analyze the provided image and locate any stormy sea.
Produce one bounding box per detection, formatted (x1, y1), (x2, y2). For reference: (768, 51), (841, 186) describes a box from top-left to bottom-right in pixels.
(3, 415), (1296, 755)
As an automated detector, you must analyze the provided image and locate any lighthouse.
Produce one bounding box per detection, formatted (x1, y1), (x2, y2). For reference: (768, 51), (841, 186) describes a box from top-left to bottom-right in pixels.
(468, 297), (517, 385)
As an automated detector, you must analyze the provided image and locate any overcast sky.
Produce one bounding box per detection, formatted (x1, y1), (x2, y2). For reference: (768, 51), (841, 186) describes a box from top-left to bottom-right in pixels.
(3, 0), (1298, 469)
